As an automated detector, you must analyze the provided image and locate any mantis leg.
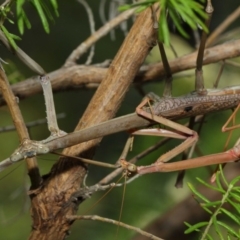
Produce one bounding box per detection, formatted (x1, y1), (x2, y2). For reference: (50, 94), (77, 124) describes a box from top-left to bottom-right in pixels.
(211, 103), (240, 182)
(222, 103), (240, 133)
(134, 97), (198, 163)
(120, 99), (240, 177)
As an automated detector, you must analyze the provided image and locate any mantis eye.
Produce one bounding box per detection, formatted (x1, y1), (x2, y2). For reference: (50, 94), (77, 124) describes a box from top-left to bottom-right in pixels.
(126, 163), (137, 178)
(119, 159), (138, 178)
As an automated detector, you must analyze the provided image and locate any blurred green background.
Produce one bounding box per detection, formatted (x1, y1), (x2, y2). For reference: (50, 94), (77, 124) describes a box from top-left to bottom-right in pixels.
(0, 0), (240, 239)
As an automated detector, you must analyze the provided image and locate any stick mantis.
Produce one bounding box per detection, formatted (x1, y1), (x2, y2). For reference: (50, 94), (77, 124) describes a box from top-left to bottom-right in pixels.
(0, 1), (240, 240)
(0, 84), (239, 172)
(0, 0), (239, 177)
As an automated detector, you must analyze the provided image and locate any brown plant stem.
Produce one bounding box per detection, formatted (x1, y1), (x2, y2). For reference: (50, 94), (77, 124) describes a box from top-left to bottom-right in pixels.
(1, 39), (239, 107)
(0, 70), (41, 189)
(64, 8), (136, 66)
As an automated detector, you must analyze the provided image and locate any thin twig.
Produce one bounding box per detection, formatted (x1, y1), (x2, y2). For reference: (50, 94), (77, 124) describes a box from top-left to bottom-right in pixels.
(225, 59), (240, 68)
(0, 113), (65, 133)
(77, 0), (95, 65)
(67, 215), (164, 240)
(99, 0), (107, 25)
(206, 5), (240, 47)
(0, 69), (41, 188)
(99, 138), (171, 185)
(64, 8), (136, 66)
(2, 38), (240, 108)
(0, 30), (45, 75)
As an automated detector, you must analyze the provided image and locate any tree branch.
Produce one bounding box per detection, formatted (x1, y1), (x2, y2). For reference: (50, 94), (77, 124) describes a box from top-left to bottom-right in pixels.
(1, 39), (239, 108)
(0, 69), (41, 189)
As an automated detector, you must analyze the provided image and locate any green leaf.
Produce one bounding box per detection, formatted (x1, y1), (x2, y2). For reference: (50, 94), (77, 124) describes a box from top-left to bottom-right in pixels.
(232, 186), (240, 193)
(16, 0), (25, 34)
(119, 0), (207, 45)
(184, 221), (208, 234)
(168, 8), (189, 38)
(118, 0), (156, 11)
(229, 175), (240, 186)
(50, 0), (59, 16)
(227, 198), (240, 214)
(6, 18), (14, 24)
(9, 33), (21, 41)
(215, 170), (226, 191)
(202, 206), (213, 215)
(159, 8), (170, 45)
(135, 5), (149, 13)
(31, 0), (50, 33)
(22, 11), (31, 30)
(41, 1), (55, 23)
(219, 164), (229, 186)
(188, 183), (210, 203)
(213, 216), (224, 240)
(217, 221), (240, 238)
(205, 233), (214, 240)
(221, 208), (240, 225)
(196, 177), (225, 193)
(118, 4), (132, 11)
(229, 192), (240, 202)
(202, 200), (221, 208)
(0, 26), (18, 50)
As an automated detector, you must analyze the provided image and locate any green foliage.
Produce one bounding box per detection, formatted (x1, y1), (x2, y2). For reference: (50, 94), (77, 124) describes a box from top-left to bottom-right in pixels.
(185, 165), (240, 240)
(119, 0), (208, 46)
(29, 0), (58, 34)
(0, 0), (59, 49)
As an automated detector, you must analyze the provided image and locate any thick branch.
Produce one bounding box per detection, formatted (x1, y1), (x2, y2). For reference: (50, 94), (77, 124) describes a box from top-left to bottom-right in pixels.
(1, 39), (239, 107)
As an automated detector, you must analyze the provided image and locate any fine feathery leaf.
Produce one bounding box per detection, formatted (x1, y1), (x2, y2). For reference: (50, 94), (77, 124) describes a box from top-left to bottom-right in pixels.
(22, 11), (31, 30)
(159, 7), (169, 45)
(187, 182), (210, 203)
(31, 0), (50, 33)
(229, 175), (240, 187)
(201, 200), (221, 208)
(119, 0), (208, 46)
(50, 0), (59, 16)
(196, 177), (225, 193)
(205, 234), (214, 240)
(41, 0), (55, 23)
(227, 198), (240, 215)
(219, 164), (229, 186)
(118, 0), (156, 11)
(232, 186), (240, 194)
(217, 221), (240, 238)
(213, 216), (224, 240)
(220, 208), (240, 225)
(229, 192), (240, 202)
(184, 221), (208, 234)
(16, 0), (26, 34)
(215, 170), (226, 192)
(168, 7), (189, 38)
(202, 206), (213, 215)
(0, 25), (20, 50)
